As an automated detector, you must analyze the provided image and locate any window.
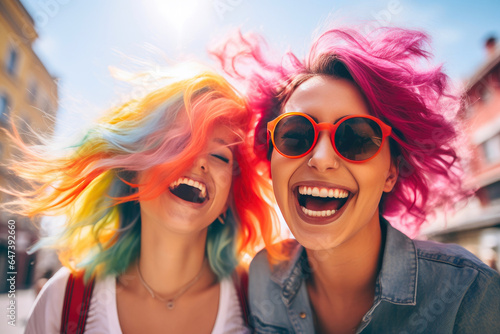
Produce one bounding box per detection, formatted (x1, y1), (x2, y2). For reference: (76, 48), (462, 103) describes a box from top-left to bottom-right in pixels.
(482, 133), (500, 164)
(5, 46), (19, 76)
(0, 93), (10, 123)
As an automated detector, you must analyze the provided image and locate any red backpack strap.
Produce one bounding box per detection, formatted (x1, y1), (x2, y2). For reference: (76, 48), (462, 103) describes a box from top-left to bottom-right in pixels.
(232, 266), (249, 326)
(60, 271), (95, 334)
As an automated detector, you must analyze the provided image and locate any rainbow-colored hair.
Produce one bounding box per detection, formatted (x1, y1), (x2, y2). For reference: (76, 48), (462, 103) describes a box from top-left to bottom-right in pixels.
(212, 27), (469, 236)
(6, 65), (281, 280)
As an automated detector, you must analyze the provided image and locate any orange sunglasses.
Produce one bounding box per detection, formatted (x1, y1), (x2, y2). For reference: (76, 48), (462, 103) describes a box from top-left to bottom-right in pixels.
(267, 112), (392, 163)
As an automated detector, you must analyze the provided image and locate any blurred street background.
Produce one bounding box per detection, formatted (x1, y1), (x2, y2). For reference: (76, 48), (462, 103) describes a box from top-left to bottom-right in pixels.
(1, 0), (500, 332)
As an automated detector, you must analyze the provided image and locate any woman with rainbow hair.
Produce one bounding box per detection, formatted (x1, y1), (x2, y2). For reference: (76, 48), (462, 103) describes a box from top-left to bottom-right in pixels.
(10, 64), (280, 333)
(213, 26), (500, 333)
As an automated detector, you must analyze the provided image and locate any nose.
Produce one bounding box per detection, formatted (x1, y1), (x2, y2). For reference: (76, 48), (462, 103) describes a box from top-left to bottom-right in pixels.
(307, 132), (340, 172)
(194, 155), (209, 173)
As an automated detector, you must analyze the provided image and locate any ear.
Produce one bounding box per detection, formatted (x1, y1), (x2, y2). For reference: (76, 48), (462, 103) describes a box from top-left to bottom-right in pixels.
(383, 158), (399, 193)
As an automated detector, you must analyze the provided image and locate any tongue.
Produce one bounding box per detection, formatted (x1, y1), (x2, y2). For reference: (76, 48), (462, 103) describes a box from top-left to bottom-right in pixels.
(170, 184), (205, 203)
(304, 196), (344, 211)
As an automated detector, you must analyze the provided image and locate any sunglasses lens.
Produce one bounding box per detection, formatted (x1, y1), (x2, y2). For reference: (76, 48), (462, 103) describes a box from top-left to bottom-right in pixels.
(274, 115), (315, 157)
(335, 118), (383, 161)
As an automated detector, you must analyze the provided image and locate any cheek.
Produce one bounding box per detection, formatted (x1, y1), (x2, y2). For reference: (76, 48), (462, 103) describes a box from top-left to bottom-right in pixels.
(270, 154), (287, 200)
(356, 148), (393, 194)
(213, 166), (233, 195)
(270, 153), (299, 204)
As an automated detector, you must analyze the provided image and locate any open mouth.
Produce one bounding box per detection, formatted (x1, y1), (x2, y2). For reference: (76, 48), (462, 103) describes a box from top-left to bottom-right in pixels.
(169, 177), (208, 204)
(296, 185), (350, 218)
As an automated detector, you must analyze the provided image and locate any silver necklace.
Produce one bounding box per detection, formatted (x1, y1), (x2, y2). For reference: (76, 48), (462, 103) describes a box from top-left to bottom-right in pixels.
(136, 259), (205, 310)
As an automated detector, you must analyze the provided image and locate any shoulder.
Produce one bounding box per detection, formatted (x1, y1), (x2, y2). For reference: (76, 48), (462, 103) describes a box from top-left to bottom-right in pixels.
(250, 239), (301, 276)
(41, 266), (71, 291)
(219, 276), (237, 303)
(412, 239), (500, 329)
(31, 266), (71, 311)
(249, 239), (301, 293)
(413, 238), (499, 288)
(412, 240), (500, 331)
(249, 240), (312, 333)
(213, 277), (250, 334)
(25, 267), (70, 334)
(249, 238), (301, 291)
(26, 268), (120, 334)
(248, 248), (274, 301)
(249, 247), (271, 276)
(413, 239), (498, 278)
(248, 240), (302, 328)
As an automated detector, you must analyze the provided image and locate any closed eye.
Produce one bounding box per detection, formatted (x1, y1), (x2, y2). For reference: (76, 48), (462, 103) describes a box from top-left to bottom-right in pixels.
(211, 154), (230, 164)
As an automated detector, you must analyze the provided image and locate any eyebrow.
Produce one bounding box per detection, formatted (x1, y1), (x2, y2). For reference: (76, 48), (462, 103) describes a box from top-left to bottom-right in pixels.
(213, 137), (228, 145)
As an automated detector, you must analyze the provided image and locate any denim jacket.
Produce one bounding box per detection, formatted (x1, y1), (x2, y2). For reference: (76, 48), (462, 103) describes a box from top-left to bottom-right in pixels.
(249, 218), (500, 333)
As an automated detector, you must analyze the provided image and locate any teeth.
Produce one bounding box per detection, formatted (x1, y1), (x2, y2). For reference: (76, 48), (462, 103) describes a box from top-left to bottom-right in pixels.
(298, 186), (349, 199)
(301, 206), (336, 217)
(169, 177), (207, 198)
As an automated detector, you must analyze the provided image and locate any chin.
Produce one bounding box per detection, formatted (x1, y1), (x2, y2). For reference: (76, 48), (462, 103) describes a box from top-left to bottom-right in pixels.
(294, 229), (342, 251)
(289, 209), (361, 250)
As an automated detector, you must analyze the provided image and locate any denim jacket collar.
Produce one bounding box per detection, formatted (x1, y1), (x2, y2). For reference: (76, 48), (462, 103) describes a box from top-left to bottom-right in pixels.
(377, 218), (418, 305)
(268, 218), (418, 306)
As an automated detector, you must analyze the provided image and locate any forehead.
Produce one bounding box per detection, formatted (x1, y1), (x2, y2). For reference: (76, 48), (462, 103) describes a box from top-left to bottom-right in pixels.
(208, 124), (243, 147)
(283, 76), (370, 121)
(174, 108), (243, 147)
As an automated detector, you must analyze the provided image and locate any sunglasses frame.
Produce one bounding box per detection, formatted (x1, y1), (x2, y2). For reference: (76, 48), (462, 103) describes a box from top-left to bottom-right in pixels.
(267, 112), (392, 163)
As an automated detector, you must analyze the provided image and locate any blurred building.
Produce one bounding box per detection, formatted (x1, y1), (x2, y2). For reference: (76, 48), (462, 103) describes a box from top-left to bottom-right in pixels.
(0, 0), (58, 292)
(422, 37), (500, 271)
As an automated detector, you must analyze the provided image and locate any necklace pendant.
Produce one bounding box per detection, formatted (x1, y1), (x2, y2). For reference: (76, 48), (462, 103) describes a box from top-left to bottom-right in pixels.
(167, 300), (174, 309)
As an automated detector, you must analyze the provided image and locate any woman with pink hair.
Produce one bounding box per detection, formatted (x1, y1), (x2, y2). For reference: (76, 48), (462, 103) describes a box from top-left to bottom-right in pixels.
(214, 26), (500, 333)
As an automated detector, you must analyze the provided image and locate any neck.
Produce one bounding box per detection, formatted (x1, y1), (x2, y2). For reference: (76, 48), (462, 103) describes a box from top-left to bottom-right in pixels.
(306, 214), (383, 300)
(131, 215), (213, 296)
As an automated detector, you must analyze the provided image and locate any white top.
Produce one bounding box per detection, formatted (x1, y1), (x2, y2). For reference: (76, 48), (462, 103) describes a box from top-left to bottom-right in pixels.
(26, 267), (249, 334)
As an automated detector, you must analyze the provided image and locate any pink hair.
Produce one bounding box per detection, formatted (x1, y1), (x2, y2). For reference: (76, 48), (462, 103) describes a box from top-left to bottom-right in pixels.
(212, 27), (469, 235)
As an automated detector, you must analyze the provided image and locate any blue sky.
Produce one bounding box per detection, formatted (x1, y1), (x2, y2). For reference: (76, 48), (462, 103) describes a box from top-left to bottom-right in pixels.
(20, 0), (500, 139)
